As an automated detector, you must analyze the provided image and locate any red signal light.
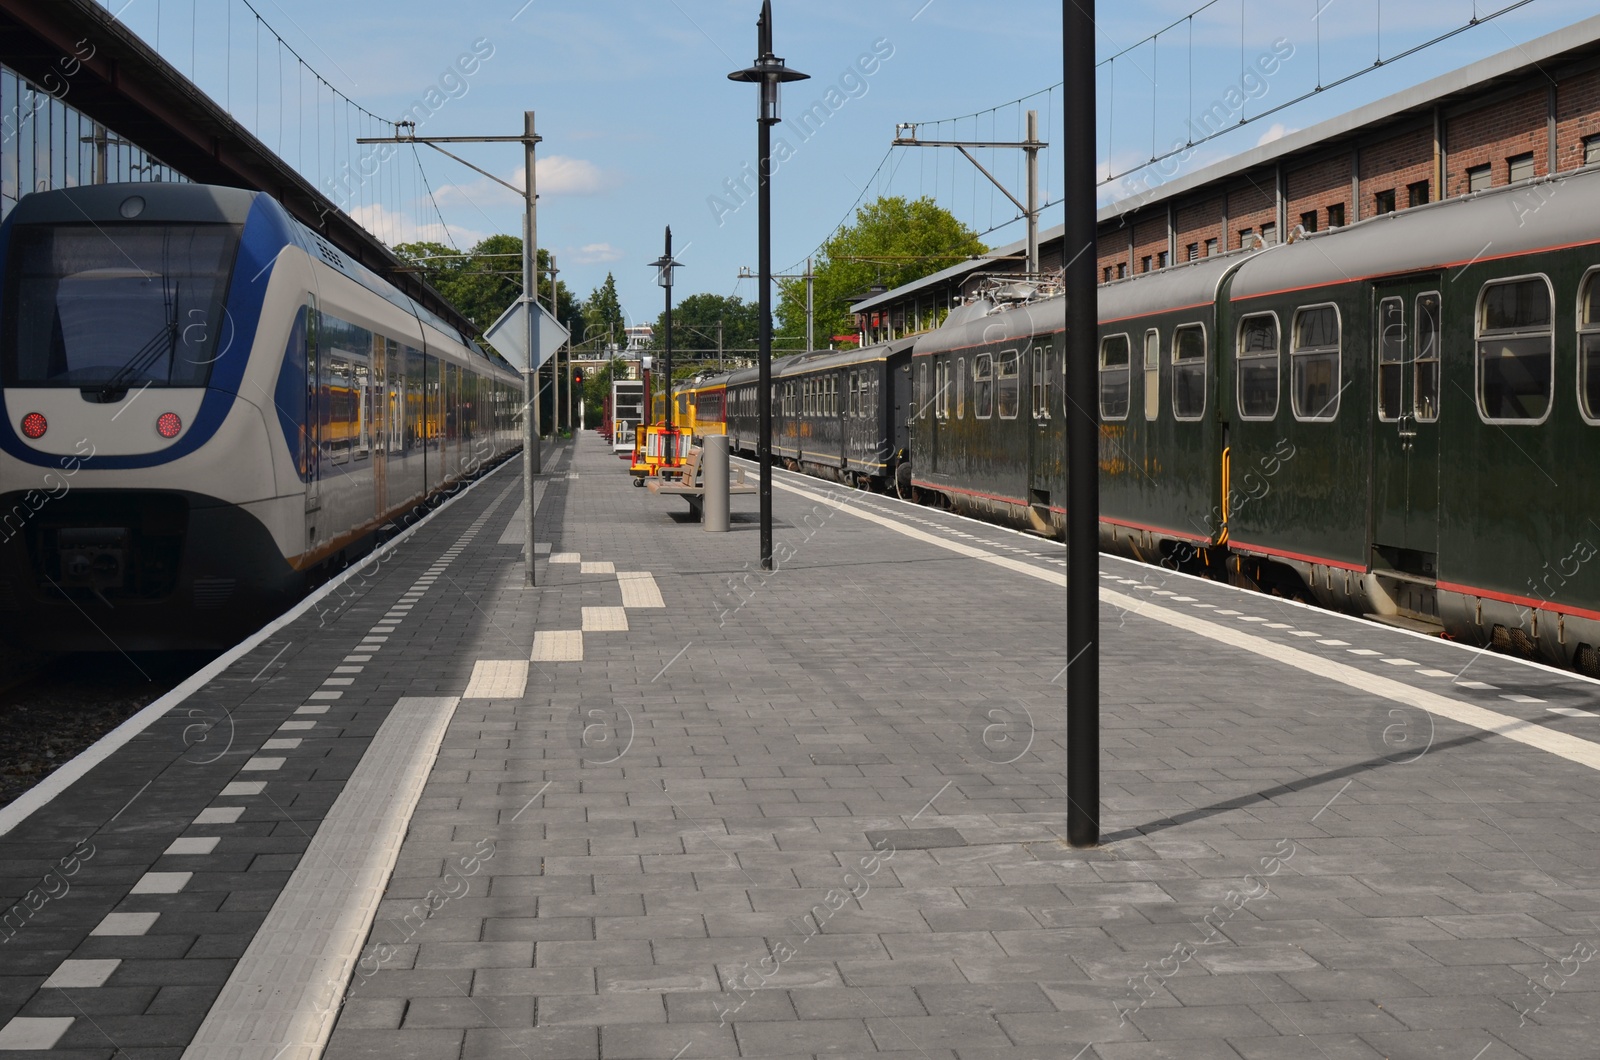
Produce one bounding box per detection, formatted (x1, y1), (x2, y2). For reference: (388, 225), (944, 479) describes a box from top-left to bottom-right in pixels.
(20, 413), (46, 439)
(157, 412), (182, 439)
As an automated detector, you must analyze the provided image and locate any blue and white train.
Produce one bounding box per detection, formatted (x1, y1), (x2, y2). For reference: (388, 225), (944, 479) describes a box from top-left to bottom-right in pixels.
(0, 182), (523, 651)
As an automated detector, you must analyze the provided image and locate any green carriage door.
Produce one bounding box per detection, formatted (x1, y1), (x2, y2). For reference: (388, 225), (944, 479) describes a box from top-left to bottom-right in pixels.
(1371, 283), (1442, 574)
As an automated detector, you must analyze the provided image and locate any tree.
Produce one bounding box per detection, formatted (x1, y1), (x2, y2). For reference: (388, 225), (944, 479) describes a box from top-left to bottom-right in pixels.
(777, 196), (986, 349)
(581, 273), (625, 351)
(394, 237), (579, 340)
(648, 293), (761, 374)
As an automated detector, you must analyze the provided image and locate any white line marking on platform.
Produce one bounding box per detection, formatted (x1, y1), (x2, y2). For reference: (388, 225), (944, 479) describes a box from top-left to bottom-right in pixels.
(262, 738), (302, 750)
(1382, 658), (1419, 666)
(618, 572), (665, 608)
(181, 696), (461, 1060)
(581, 561), (616, 574)
(1417, 669), (1455, 678)
(1348, 648), (1382, 656)
(767, 475), (1600, 775)
(92, 912), (158, 936)
(195, 807), (245, 825)
(1550, 706), (1599, 717)
(295, 705), (329, 715)
(583, 607), (630, 632)
(242, 757), (284, 771)
(308, 691), (343, 701)
(165, 837), (219, 856)
(43, 960), (120, 988)
(532, 630), (584, 662)
(1501, 694), (1547, 704)
(1318, 639), (1350, 646)
(1457, 680), (1499, 690)
(1289, 631), (1322, 637)
(343, 655), (371, 664)
(551, 552), (581, 563)
(132, 872), (192, 894)
(222, 782), (265, 797)
(463, 660), (529, 699)
(0, 1018), (73, 1050)
(1265, 622), (1291, 629)
(279, 721), (315, 732)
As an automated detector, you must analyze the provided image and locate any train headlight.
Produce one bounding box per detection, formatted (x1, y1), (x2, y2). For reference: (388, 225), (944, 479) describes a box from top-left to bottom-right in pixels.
(156, 412), (182, 439)
(20, 413), (46, 439)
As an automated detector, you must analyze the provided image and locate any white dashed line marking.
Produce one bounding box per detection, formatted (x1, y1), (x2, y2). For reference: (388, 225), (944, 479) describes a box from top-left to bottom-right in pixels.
(1501, 694), (1547, 704)
(221, 782), (265, 797)
(42, 960), (119, 989)
(164, 837), (220, 856)
(1348, 649), (1382, 656)
(1318, 639), (1350, 646)
(1457, 680), (1499, 690)
(91, 912), (159, 936)
(1416, 669), (1455, 678)
(131, 872), (192, 894)
(195, 807), (245, 824)
(1382, 658), (1420, 666)
(1549, 706), (1599, 718)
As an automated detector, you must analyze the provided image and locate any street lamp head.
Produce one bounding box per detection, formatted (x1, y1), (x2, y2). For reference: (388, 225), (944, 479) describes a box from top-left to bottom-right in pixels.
(648, 253), (679, 289)
(727, 0), (808, 125)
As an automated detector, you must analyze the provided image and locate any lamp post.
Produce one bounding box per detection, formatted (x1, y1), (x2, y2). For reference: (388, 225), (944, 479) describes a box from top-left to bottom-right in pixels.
(730, 0), (808, 572)
(649, 229), (682, 428)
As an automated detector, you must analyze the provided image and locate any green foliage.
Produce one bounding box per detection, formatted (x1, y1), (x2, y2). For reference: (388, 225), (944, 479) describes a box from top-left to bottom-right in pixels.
(648, 293), (761, 371)
(581, 273), (625, 350)
(777, 196), (985, 349)
(394, 237), (580, 341)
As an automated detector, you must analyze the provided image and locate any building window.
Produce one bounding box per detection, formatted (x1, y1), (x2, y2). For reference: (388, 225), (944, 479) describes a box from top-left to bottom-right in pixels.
(1236, 313), (1280, 420)
(1103, 266), (1112, 283)
(1467, 164), (1492, 193)
(1156, 251), (1168, 269)
(1099, 334), (1131, 420)
(1407, 180), (1430, 207)
(1585, 134), (1600, 166)
(1508, 152), (1535, 184)
(1291, 305), (1341, 421)
(1172, 324), (1206, 420)
(1238, 227), (1254, 249)
(1299, 211), (1318, 234)
(1186, 243), (1199, 262)
(1117, 262), (1127, 279)
(1141, 255), (1152, 273)
(1204, 237), (1219, 257)
(1477, 275), (1553, 423)
(1260, 222), (1277, 246)
(1326, 203), (1345, 228)
(1374, 189), (1396, 214)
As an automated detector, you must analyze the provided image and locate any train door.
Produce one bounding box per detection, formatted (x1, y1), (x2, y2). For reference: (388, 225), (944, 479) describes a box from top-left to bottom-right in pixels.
(1371, 281), (1442, 574)
(371, 340), (388, 518)
(1025, 341), (1057, 534)
(304, 305), (322, 550)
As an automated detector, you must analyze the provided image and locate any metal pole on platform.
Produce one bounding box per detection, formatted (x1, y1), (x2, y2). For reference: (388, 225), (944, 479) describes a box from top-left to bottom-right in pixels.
(730, 0), (808, 573)
(1064, 0), (1100, 847)
(523, 111), (542, 586)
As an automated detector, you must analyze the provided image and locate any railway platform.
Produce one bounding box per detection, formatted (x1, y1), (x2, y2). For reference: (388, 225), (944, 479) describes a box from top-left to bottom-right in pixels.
(3, 432), (1600, 1060)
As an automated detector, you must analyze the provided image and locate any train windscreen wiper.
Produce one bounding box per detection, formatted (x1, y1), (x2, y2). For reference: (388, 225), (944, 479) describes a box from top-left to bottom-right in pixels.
(97, 280), (178, 400)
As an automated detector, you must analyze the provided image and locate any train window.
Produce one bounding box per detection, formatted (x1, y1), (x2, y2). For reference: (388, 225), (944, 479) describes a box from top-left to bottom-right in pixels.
(997, 350), (1020, 419)
(1377, 297), (1404, 421)
(1172, 324), (1206, 420)
(1031, 346), (1051, 419)
(829, 376), (837, 416)
(1143, 330), (1160, 421)
(1099, 334), (1131, 420)
(936, 360), (949, 420)
(1290, 305), (1340, 421)
(1415, 293), (1441, 422)
(974, 353), (994, 418)
(1578, 271), (1600, 423)
(1477, 275), (1553, 423)
(1236, 314), (1280, 420)
(956, 357), (966, 419)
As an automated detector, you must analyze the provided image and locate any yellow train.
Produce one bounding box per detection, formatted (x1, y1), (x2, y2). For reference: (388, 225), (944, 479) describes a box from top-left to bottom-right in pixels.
(648, 378), (728, 440)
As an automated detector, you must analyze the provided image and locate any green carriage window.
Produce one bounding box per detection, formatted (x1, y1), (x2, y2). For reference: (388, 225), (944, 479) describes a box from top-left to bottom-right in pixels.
(997, 350), (1020, 419)
(974, 352), (994, 419)
(1415, 293), (1440, 422)
(1477, 276), (1552, 422)
(1580, 274), (1600, 423)
(1236, 314), (1279, 420)
(1172, 324), (1206, 420)
(1099, 334), (1130, 420)
(1377, 298), (1404, 422)
(1291, 305), (1341, 421)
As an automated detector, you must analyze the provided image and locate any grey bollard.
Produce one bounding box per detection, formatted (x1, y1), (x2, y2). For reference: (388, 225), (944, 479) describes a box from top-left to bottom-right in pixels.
(703, 434), (730, 532)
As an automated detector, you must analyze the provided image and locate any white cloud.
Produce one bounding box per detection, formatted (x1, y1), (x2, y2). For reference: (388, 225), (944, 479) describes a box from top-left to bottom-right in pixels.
(433, 155), (617, 209)
(569, 242), (625, 265)
(348, 202), (486, 250)
(1255, 122), (1292, 146)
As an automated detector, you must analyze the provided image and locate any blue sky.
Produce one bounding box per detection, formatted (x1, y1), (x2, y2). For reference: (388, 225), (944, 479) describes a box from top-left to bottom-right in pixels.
(105, 0), (1598, 330)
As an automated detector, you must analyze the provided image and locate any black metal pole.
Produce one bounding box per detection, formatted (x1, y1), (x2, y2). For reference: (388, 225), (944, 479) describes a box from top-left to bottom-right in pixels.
(665, 226), (675, 430)
(757, 114), (774, 571)
(1065, 0), (1100, 847)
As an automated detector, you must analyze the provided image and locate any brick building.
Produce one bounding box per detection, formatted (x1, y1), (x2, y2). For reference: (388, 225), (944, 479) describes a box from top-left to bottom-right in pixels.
(854, 14), (1600, 344)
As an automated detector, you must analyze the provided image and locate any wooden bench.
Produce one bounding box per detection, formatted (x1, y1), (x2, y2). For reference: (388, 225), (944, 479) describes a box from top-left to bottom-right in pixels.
(646, 446), (756, 519)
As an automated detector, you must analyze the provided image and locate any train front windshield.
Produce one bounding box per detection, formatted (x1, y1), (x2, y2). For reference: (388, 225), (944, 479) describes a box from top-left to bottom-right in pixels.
(2, 223), (241, 389)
